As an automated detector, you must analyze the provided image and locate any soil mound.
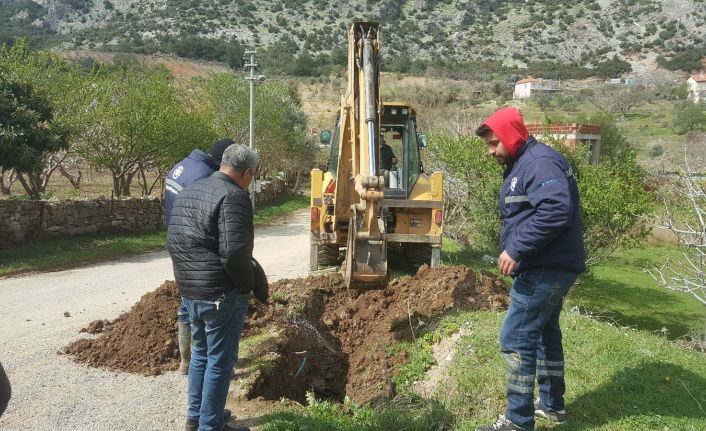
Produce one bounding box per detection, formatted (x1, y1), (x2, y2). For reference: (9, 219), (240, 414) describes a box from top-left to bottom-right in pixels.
(240, 265), (509, 404)
(63, 281), (180, 376)
(62, 266), (509, 403)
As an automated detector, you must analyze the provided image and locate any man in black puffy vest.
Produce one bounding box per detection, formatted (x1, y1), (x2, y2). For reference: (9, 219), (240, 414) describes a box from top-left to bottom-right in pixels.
(168, 143), (257, 431)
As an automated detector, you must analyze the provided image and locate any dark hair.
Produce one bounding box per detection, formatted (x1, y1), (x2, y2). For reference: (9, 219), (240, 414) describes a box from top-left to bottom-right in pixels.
(208, 138), (235, 162)
(475, 124), (492, 137)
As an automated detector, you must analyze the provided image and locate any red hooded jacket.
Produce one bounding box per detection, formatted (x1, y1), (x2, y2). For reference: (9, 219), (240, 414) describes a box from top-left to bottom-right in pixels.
(481, 107), (529, 158)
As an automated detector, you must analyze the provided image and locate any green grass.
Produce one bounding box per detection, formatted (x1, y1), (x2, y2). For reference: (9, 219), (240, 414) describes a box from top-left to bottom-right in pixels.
(253, 194), (309, 225)
(441, 237), (497, 272)
(0, 230), (167, 277)
(566, 244), (706, 340)
(0, 194), (309, 277)
(446, 311), (706, 431)
(257, 312), (706, 430)
(443, 238), (705, 341)
(260, 393), (452, 431)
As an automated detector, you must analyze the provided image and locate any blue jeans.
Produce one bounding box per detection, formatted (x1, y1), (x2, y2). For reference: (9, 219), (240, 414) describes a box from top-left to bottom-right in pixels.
(178, 297), (191, 324)
(183, 290), (249, 431)
(500, 268), (578, 430)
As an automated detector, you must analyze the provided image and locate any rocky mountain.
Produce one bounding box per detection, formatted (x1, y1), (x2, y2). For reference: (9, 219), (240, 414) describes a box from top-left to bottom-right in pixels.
(3, 0), (706, 75)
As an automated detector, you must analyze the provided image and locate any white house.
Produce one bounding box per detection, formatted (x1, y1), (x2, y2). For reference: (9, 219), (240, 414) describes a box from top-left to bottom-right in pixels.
(687, 74), (706, 104)
(513, 77), (560, 99)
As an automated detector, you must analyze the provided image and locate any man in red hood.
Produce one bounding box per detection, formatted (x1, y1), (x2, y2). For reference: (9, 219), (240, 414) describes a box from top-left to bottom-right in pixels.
(475, 107), (586, 431)
(477, 107), (529, 166)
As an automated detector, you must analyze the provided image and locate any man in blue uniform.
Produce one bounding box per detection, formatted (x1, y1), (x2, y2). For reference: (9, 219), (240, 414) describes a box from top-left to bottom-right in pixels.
(164, 138), (234, 375)
(475, 107), (586, 431)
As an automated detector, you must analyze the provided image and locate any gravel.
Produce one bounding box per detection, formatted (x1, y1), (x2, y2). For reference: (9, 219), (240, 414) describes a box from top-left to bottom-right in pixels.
(0, 209), (309, 431)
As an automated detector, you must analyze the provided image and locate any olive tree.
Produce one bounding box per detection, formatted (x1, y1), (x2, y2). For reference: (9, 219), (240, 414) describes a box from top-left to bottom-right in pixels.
(429, 134), (502, 251)
(588, 84), (648, 119)
(0, 69), (68, 198)
(0, 39), (87, 196)
(78, 65), (215, 196)
(202, 74), (315, 181)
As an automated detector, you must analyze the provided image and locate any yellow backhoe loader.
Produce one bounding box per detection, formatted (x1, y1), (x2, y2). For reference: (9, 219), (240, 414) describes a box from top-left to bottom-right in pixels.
(310, 22), (444, 287)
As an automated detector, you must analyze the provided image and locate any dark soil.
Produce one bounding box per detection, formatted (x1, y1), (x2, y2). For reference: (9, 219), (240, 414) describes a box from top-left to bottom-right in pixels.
(63, 281), (181, 376)
(242, 264), (509, 404)
(63, 265), (509, 403)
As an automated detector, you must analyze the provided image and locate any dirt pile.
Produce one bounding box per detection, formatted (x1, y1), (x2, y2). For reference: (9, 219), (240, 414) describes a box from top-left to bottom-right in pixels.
(240, 265), (509, 404)
(62, 266), (509, 403)
(63, 281), (181, 376)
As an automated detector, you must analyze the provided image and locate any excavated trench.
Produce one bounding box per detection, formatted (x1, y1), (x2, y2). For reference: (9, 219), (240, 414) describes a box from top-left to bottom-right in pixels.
(64, 266), (509, 404)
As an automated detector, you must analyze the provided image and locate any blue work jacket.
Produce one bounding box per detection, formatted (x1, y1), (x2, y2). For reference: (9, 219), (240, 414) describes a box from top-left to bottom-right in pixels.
(164, 150), (219, 226)
(499, 137), (586, 275)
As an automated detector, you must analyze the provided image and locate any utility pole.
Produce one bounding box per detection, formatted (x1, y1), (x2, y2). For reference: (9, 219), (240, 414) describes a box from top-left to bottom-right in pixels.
(244, 50), (265, 210)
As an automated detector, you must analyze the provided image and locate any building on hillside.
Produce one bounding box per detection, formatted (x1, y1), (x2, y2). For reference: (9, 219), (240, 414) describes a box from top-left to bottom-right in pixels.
(513, 77), (560, 99)
(526, 123), (603, 164)
(609, 77), (636, 85)
(687, 74), (706, 104)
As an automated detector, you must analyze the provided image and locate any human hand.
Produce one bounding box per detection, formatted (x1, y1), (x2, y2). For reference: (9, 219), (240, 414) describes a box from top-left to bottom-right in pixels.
(498, 250), (517, 276)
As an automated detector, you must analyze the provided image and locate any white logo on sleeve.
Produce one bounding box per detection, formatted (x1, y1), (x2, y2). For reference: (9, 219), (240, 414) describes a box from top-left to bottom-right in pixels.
(173, 165), (184, 179)
(510, 177), (518, 192)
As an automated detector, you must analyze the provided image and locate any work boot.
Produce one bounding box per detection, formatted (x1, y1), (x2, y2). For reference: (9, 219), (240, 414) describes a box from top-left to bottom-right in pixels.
(178, 322), (191, 375)
(184, 410), (233, 431)
(534, 398), (566, 424)
(475, 415), (525, 431)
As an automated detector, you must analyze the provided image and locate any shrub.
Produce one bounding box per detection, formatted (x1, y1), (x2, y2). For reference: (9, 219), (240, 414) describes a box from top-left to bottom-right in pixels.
(430, 114), (651, 266)
(672, 101), (706, 134)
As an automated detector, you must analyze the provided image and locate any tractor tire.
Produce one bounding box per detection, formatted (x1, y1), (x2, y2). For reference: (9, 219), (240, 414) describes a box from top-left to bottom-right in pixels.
(403, 243), (432, 269)
(317, 244), (339, 268)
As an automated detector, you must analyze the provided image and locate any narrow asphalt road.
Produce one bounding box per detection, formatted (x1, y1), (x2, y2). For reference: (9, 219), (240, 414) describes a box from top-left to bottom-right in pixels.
(0, 209), (310, 431)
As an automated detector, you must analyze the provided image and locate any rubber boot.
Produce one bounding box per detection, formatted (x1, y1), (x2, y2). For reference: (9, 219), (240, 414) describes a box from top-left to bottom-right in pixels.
(178, 322), (191, 375)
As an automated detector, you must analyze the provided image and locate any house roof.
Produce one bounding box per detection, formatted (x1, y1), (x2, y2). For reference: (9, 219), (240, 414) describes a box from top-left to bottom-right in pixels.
(690, 74), (706, 82)
(516, 78), (539, 84)
(526, 123), (602, 136)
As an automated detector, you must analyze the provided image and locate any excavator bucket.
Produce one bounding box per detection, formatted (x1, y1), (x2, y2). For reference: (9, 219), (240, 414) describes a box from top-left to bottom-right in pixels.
(343, 211), (388, 287)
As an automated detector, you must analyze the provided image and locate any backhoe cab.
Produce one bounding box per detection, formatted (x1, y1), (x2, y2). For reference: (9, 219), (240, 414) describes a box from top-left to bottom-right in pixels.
(310, 22), (444, 287)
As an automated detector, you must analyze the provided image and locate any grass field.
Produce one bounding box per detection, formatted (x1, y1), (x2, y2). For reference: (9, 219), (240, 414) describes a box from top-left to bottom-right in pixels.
(0, 230), (167, 277)
(442, 239), (706, 341)
(567, 244), (705, 340)
(257, 310), (706, 431)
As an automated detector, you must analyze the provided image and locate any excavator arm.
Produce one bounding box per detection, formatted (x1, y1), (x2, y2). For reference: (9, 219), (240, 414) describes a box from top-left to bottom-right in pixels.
(336, 22), (387, 286)
(310, 22), (444, 287)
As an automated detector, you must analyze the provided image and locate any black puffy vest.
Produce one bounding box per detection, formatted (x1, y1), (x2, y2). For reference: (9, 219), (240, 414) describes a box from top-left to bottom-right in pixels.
(167, 172), (254, 300)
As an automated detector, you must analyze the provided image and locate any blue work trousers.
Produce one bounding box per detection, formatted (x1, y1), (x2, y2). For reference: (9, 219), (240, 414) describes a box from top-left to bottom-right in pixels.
(183, 289), (249, 431)
(500, 268), (579, 430)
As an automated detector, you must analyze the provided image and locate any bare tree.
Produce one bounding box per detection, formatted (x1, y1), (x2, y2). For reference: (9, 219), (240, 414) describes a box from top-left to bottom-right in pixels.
(648, 144), (706, 350)
(15, 151), (68, 198)
(589, 84), (648, 119)
(57, 151), (84, 190)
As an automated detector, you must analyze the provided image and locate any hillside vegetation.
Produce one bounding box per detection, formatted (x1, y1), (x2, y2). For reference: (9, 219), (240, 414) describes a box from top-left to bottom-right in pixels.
(3, 0), (706, 77)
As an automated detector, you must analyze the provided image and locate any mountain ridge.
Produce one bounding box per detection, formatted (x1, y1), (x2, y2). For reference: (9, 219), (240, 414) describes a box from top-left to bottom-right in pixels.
(3, 0), (706, 76)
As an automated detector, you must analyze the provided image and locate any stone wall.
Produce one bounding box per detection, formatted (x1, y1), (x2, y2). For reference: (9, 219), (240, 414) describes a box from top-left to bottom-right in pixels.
(0, 197), (162, 248)
(0, 179), (296, 248)
(255, 178), (287, 204)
